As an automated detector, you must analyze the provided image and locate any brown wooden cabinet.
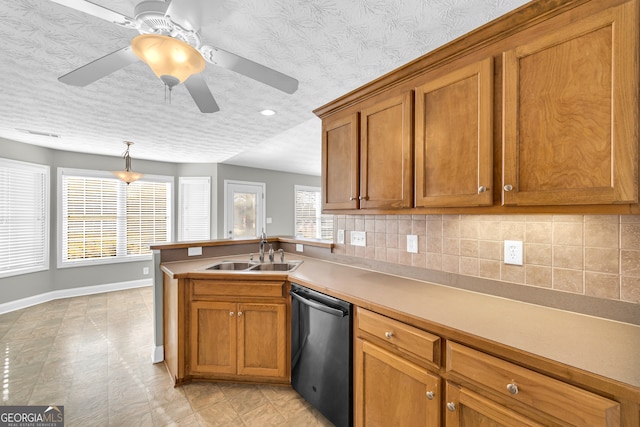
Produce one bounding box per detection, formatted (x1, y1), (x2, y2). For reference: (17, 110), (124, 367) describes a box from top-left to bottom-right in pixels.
(415, 57), (494, 207)
(445, 342), (621, 427)
(321, 91), (413, 211)
(354, 308), (441, 426)
(190, 301), (286, 379)
(502, 0), (638, 206)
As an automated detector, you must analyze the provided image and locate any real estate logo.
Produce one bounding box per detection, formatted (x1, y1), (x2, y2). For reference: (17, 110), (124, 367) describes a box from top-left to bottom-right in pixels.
(0, 405), (64, 427)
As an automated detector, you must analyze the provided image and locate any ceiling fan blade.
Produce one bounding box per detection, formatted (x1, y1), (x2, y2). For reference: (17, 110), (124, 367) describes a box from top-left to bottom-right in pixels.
(200, 45), (299, 94)
(165, 0), (204, 32)
(184, 73), (220, 113)
(49, 0), (137, 28)
(59, 46), (139, 87)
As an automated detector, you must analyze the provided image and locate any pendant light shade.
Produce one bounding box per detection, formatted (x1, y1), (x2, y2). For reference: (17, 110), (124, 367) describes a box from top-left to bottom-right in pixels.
(131, 34), (205, 87)
(112, 141), (143, 185)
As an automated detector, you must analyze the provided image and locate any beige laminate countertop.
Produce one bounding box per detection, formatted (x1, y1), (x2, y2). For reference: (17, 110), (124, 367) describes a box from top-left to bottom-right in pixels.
(161, 253), (640, 392)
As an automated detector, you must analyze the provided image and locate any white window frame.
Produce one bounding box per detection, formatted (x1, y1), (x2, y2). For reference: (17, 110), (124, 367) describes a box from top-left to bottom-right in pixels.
(294, 185), (332, 240)
(178, 176), (211, 241)
(0, 158), (50, 278)
(57, 167), (173, 268)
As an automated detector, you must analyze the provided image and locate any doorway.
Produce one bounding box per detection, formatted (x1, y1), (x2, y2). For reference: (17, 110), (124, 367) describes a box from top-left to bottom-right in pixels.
(224, 180), (265, 239)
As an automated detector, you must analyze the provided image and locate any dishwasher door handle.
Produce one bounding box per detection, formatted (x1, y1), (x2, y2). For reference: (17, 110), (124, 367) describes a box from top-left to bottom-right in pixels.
(290, 290), (348, 317)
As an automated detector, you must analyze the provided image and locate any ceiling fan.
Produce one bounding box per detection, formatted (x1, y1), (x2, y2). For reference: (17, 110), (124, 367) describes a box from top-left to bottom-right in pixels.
(51, 0), (299, 113)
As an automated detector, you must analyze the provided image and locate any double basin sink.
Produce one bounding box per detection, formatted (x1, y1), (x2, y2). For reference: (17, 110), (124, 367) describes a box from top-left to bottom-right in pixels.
(206, 260), (303, 272)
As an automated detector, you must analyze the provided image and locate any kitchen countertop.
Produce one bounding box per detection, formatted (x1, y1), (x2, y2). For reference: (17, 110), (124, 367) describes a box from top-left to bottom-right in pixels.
(160, 253), (640, 393)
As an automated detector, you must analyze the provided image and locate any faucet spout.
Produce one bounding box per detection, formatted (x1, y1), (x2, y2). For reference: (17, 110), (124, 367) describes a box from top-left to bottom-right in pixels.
(258, 230), (267, 262)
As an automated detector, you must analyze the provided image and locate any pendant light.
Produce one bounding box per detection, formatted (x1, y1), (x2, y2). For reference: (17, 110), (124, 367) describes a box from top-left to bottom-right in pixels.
(112, 141), (143, 185)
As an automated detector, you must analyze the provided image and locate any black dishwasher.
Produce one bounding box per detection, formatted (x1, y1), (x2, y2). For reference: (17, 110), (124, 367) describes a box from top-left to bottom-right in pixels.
(290, 283), (352, 427)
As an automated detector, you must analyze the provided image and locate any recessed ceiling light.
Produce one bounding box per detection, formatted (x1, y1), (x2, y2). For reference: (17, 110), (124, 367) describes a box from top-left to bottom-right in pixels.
(260, 109), (276, 116)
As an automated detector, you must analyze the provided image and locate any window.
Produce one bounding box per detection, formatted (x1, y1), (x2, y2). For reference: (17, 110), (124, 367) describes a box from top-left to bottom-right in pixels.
(58, 168), (172, 267)
(0, 158), (50, 278)
(294, 185), (333, 240)
(179, 177), (211, 241)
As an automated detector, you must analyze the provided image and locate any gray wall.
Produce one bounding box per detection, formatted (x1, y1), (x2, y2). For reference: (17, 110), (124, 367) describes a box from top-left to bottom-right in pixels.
(0, 138), (320, 305)
(216, 164), (321, 238)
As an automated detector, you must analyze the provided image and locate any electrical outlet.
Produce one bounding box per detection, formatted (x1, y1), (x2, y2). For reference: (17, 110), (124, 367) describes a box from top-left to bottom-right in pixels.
(350, 231), (366, 247)
(407, 235), (418, 253)
(296, 243), (304, 252)
(143, 267), (149, 275)
(188, 246), (202, 256)
(337, 229), (345, 244)
(504, 240), (523, 265)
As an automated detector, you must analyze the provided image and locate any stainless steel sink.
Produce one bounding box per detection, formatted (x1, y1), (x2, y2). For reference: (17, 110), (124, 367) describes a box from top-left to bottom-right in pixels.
(206, 261), (255, 270)
(205, 260), (302, 272)
(249, 261), (302, 272)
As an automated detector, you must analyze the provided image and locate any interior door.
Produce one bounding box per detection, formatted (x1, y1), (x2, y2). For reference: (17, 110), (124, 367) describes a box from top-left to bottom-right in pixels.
(224, 180), (265, 239)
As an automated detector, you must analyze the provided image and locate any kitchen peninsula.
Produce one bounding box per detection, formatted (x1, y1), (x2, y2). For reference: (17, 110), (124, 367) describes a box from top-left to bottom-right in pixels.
(152, 238), (640, 426)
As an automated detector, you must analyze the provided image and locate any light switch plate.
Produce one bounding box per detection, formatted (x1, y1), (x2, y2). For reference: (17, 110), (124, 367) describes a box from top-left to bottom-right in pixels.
(350, 231), (366, 247)
(407, 235), (418, 253)
(504, 240), (523, 265)
(337, 229), (345, 244)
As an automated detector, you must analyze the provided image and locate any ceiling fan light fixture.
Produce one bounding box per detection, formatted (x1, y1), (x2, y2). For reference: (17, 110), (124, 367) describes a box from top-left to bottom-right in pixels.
(112, 141), (143, 185)
(131, 34), (205, 85)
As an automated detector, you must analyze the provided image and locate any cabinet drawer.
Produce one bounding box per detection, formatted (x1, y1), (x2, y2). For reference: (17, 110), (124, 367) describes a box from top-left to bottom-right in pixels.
(446, 342), (620, 427)
(191, 280), (285, 299)
(357, 307), (440, 364)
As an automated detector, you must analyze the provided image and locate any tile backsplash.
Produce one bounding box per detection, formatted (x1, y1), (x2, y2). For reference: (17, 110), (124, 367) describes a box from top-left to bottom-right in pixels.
(332, 214), (640, 304)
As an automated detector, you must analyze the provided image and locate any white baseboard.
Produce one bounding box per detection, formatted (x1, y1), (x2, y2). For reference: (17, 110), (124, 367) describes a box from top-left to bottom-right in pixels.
(0, 279), (152, 315)
(151, 345), (164, 363)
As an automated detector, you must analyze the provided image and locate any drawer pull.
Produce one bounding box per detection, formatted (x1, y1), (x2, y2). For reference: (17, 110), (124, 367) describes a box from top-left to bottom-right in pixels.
(426, 391), (435, 400)
(446, 402), (456, 412)
(384, 331), (394, 339)
(507, 383), (519, 395)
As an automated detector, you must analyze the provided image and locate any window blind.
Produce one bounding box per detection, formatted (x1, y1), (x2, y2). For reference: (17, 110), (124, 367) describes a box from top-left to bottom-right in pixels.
(294, 185), (333, 240)
(59, 169), (172, 266)
(179, 177), (210, 241)
(0, 158), (49, 278)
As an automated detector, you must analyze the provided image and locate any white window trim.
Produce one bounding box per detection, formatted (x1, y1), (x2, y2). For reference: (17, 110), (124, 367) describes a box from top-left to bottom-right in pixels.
(0, 158), (50, 279)
(57, 167), (174, 268)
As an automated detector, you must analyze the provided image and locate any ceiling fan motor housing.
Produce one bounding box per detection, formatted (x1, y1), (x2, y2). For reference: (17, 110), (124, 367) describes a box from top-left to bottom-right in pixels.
(133, 0), (200, 47)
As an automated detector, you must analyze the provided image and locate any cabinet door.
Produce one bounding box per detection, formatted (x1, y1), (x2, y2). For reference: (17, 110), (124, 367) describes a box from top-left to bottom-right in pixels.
(502, 1), (638, 206)
(190, 301), (236, 375)
(355, 339), (440, 426)
(445, 382), (544, 427)
(322, 112), (359, 210)
(360, 92), (413, 209)
(237, 303), (287, 379)
(415, 58), (493, 207)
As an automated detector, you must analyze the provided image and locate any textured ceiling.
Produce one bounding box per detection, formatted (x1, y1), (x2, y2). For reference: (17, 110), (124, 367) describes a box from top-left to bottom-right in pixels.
(0, 0), (529, 176)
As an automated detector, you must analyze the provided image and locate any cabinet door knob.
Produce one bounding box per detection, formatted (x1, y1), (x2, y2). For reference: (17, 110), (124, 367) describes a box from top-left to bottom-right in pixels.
(426, 391), (435, 400)
(478, 185), (487, 193)
(349, 196), (356, 201)
(384, 331), (394, 339)
(506, 383), (519, 395)
(238, 311), (243, 316)
(446, 402), (456, 412)
(503, 184), (513, 192)
(229, 311), (234, 316)
(359, 195), (369, 201)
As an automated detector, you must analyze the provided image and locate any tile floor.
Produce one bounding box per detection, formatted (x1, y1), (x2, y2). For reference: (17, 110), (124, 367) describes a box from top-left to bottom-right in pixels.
(0, 287), (333, 426)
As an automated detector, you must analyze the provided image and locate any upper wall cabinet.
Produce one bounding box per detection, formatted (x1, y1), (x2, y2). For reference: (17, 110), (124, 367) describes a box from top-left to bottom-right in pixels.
(322, 112), (360, 210)
(502, 0), (639, 206)
(415, 58), (494, 208)
(359, 92), (414, 209)
(322, 92), (413, 211)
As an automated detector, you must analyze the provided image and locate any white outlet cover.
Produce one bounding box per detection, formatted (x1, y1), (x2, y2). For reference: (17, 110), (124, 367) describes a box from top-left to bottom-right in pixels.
(296, 243), (304, 252)
(188, 246), (202, 256)
(407, 235), (418, 253)
(504, 240), (523, 265)
(337, 229), (345, 244)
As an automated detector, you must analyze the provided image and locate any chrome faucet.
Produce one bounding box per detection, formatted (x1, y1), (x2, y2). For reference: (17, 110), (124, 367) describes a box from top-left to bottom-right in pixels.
(268, 244), (274, 262)
(259, 230), (267, 262)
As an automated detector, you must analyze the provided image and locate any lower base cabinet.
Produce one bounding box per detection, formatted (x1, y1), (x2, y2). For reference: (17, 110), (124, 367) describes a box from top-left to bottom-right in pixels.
(355, 339), (441, 426)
